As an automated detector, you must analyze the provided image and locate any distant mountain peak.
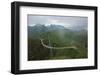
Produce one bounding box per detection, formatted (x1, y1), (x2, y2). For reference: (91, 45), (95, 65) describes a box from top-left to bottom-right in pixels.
(28, 24), (87, 32)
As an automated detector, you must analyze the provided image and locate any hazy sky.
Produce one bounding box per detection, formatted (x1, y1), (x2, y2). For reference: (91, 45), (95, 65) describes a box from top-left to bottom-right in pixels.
(28, 15), (88, 29)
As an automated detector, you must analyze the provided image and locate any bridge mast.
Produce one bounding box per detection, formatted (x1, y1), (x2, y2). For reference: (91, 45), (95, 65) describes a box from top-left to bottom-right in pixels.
(48, 34), (53, 58)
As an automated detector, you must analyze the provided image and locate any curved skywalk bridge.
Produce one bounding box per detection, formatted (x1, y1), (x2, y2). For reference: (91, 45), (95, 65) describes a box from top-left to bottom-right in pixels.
(40, 39), (77, 50)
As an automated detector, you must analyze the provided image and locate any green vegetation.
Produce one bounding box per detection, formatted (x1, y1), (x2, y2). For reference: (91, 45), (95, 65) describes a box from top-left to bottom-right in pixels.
(28, 24), (88, 61)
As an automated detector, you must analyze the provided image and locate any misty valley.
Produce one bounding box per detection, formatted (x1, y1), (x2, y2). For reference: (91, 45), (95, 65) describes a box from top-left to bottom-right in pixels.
(28, 24), (88, 61)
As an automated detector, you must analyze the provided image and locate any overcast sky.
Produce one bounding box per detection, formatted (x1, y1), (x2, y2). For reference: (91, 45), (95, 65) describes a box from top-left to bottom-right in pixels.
(28, 15), (88, 29)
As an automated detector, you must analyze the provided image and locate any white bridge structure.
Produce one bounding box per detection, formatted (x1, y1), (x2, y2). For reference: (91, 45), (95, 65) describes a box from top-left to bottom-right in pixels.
(40, 39), (77, 50)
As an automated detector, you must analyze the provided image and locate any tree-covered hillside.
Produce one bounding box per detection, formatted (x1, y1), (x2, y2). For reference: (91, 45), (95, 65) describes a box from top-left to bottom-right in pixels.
(28, 24), (88, 61)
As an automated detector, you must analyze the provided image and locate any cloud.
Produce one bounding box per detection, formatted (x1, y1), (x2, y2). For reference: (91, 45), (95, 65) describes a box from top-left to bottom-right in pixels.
(28, 15), (88, 29)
